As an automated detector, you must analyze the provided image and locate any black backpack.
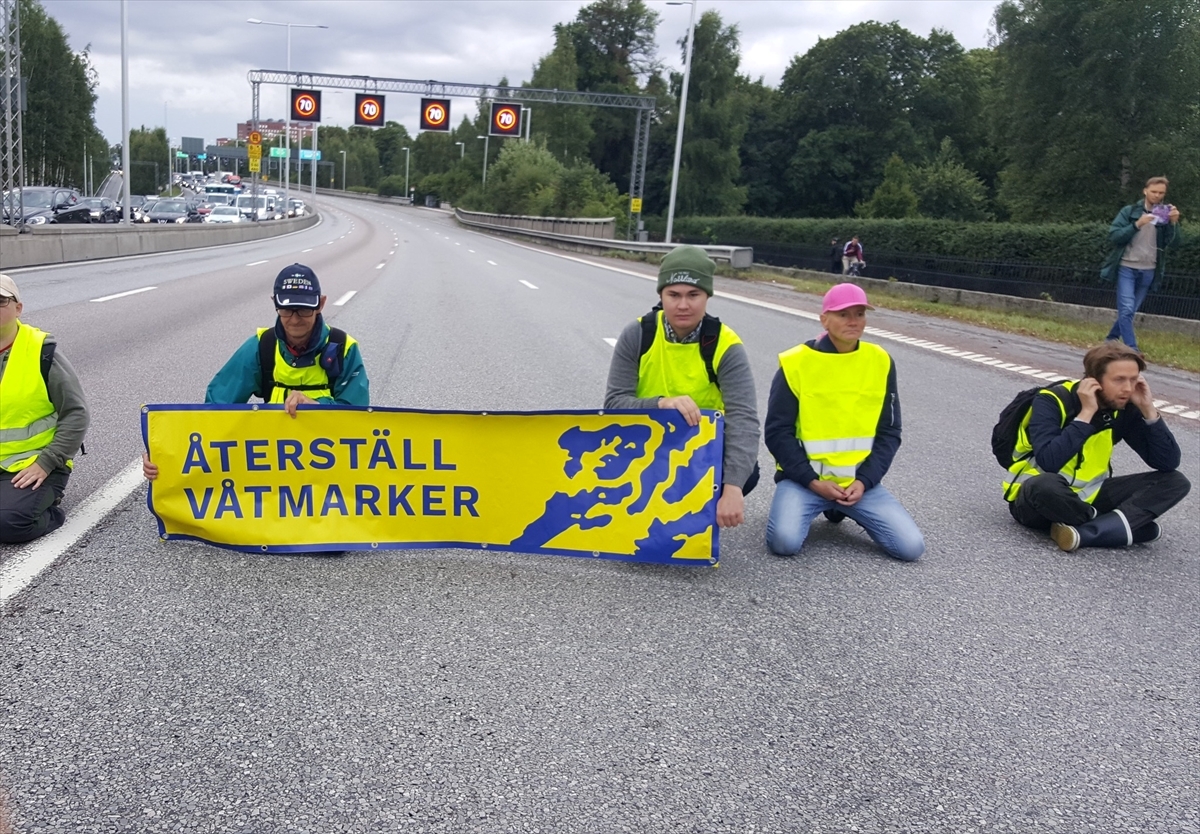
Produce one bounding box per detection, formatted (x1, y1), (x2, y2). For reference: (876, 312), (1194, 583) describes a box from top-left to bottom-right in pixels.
(256, 327), (348, 401)
(991, 382), (1071, 469)
(639, 306), (722, 385)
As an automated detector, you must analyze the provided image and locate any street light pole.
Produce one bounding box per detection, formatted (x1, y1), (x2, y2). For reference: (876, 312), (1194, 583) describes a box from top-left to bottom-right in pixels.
(246, 18), (327, 211)
(402, 146), (410, 201)
(120, 0), (131, 223)
(455, 141), (465, 159)
(340, 149), (346, 190)
(664, 0), (697, 245)
(476, 135), (489, 187)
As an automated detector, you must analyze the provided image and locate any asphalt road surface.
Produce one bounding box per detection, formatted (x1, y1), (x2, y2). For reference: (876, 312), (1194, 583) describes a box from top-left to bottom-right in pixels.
(1, 196), (1197, 833)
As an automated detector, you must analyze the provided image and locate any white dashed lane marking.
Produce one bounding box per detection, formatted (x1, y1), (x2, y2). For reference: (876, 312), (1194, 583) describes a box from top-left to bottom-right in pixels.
(246, 259), (268, 266)
(90, 286), (156, 303)
(603, 337), (618, 348)
(333, 291), (357, 306)
(519, 280), (538, 290)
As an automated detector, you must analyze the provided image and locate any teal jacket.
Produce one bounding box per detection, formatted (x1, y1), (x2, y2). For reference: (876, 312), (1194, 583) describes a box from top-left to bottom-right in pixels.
(1099, 202), (1184, 285)
(205, 316), (369, 405)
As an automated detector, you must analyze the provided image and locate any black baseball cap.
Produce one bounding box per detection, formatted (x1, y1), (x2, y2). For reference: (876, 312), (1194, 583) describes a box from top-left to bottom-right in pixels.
(273, 264), (321, 308)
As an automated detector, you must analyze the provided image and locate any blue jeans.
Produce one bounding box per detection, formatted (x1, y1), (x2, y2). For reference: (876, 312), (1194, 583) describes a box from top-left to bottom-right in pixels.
(1105, 266), (1155, 349)
(765, 479), (925, 561)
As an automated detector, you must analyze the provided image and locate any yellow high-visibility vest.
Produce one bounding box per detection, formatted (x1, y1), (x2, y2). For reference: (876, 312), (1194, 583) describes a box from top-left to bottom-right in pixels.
(0, 323), (69, 472)
(257, 327), (357, 403)
(1003, 380), (1113, 504)
(634, 311), (741, 410)
(778, 342), (891, 487)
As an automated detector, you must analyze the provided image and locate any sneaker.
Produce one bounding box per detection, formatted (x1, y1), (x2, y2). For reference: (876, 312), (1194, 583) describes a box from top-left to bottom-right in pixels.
(1050, 522), (1080, 552)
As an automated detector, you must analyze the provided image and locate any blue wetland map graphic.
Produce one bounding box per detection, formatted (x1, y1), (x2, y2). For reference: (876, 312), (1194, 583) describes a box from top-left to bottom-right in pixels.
(510, 417), (720, 562)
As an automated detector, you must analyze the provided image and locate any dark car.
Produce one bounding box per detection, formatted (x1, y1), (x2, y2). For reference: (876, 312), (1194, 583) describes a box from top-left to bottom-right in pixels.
(79, 197), (122, 223)
(143, 198), (201, 224)
(2, 187), (91, 225)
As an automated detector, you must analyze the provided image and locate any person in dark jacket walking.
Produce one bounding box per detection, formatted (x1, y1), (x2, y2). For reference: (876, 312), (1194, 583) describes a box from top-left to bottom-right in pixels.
(829, 238), (841, 273)
(1100, 176), (1183, 352)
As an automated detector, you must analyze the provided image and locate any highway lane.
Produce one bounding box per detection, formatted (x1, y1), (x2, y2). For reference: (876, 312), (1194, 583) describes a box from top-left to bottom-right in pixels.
(0, 195), (1197, 832)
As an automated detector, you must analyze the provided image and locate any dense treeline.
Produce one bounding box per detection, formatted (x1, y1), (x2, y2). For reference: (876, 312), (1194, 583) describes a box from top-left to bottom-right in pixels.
(6, 0), (107, 191)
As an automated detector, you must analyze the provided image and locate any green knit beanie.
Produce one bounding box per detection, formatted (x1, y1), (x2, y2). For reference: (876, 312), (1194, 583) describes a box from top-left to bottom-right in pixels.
(657, 245), (715, 296)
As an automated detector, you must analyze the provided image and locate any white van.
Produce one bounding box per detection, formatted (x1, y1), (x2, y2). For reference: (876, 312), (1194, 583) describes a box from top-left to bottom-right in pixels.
(234, 194), (270, 221)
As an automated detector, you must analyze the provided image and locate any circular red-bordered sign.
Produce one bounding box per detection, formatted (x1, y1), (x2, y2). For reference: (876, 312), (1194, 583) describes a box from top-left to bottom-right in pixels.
(294, 94), (317, 117)
(359, 98), (381, 121)
(424, 103), (447, 127)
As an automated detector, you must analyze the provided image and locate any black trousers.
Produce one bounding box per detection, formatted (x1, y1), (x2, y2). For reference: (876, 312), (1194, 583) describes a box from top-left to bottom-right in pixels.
(1009, 470), (1191, 533)
(0, 468), (70, 544)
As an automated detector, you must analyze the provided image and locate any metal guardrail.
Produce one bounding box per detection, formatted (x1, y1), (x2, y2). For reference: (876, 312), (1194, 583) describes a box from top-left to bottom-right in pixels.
(456, 209), (753, 268)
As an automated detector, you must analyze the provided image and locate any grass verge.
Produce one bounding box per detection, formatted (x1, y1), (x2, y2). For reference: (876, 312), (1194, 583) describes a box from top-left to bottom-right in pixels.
(599, 251), (1199, 373)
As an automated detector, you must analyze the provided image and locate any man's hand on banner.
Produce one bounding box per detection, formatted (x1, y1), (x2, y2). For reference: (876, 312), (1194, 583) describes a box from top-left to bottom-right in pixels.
(284, 390), (319, 418)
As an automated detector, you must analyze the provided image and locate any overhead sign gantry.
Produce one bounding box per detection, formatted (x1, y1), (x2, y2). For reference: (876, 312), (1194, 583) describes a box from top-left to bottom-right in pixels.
(247, 69), (656, 237)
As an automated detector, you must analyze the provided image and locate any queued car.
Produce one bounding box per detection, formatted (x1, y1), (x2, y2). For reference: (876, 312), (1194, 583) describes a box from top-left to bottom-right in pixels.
(234, 194), (271, 221)
(79, 197), (122, 223)
(2, 187), (91, 225)
(287, 198), (309, 217)
(203, 205), (244, 224)
(141, 198), (201, 224)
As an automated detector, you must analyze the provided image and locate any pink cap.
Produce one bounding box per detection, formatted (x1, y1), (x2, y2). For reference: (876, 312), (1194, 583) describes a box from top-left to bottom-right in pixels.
(822, 282), (873, 313)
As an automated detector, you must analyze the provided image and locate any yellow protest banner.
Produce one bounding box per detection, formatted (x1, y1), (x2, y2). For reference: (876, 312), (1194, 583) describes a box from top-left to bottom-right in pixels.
(143, 405), (725, 566)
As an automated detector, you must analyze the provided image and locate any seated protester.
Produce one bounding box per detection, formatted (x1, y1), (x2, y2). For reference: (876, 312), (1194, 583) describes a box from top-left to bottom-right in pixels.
(144, 263), (368, 480)
(0, 274), (90, 543)
(604, 245), (760, 528)
(1004, 341), (1189, 551)
(764, 283), (924, 562)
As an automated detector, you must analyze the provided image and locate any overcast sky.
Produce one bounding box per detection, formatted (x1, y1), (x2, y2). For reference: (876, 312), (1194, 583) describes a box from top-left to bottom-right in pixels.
(42, 0), (999, 147)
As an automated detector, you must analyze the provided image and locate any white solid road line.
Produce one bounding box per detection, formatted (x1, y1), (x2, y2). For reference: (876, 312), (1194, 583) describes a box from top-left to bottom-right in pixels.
(520, 280), (539, 290)
(90, 286), (157, 303)
(246, 259), (268, 266)
(333, 290), (357, 306)
(489, 234), (1200, 421)
(0, 459), (145, 606)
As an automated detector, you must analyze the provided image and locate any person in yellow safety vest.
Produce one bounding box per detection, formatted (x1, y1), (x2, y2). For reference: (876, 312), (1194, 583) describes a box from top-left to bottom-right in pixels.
(1005, 341), (1189, 552)
(604, 245), (760, 528)
(142, 263), (368, 480)
(0, 274), (90, 543)
(764, 283), (924, 561)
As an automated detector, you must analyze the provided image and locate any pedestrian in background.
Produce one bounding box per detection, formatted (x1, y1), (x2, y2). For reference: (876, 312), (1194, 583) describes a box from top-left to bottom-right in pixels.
(842, 236), (864, 275)
(829, 238), (841, 273)
(1100, 176), (1183, 354)
(0, 274), (90, 543)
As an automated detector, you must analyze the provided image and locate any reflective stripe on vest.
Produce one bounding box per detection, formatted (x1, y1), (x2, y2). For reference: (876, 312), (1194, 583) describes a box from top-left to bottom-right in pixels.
(778, 342), (891, 488)
(1002, 380), (1113, 504)
(634, 311), (742, 411)
(257, 327), (357, 404)
(0, 323), (63, 472)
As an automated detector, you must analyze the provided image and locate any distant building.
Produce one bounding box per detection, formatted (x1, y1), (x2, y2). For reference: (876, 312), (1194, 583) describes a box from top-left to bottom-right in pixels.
(236, 120), (314, 143)
(215, 138), (233, 147)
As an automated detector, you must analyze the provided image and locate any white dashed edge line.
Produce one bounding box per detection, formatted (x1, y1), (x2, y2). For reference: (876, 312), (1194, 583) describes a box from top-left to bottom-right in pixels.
(489, 235), (1200, 421)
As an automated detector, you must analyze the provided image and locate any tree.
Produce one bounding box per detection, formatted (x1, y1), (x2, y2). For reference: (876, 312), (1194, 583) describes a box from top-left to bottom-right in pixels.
(856, 154), (919, 218)
(526, 26), (594, 164)
(11, 0), (105, 188)
(127, 127), (167, 194)
(991, 0), (1200, 220)
(778, 21), (986, 217)
(663, 10), (748, 217)
(559, 0), (661, 193)
(910, 138), (993, 221)
(737, 79), (790, 217)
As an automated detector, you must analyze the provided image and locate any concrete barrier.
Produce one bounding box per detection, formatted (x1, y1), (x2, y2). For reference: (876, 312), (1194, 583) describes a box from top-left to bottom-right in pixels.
(453, 208), (754, 268)
(0, 213), (320, 270)
(454, 208), (615, 239)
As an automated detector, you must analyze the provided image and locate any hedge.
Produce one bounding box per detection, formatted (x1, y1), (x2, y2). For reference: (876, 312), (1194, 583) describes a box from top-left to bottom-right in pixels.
(650, 216), (1198, 273)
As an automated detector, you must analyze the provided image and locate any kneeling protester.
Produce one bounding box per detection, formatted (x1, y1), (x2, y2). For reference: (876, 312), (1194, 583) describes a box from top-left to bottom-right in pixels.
(763, 283), (924, 562)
